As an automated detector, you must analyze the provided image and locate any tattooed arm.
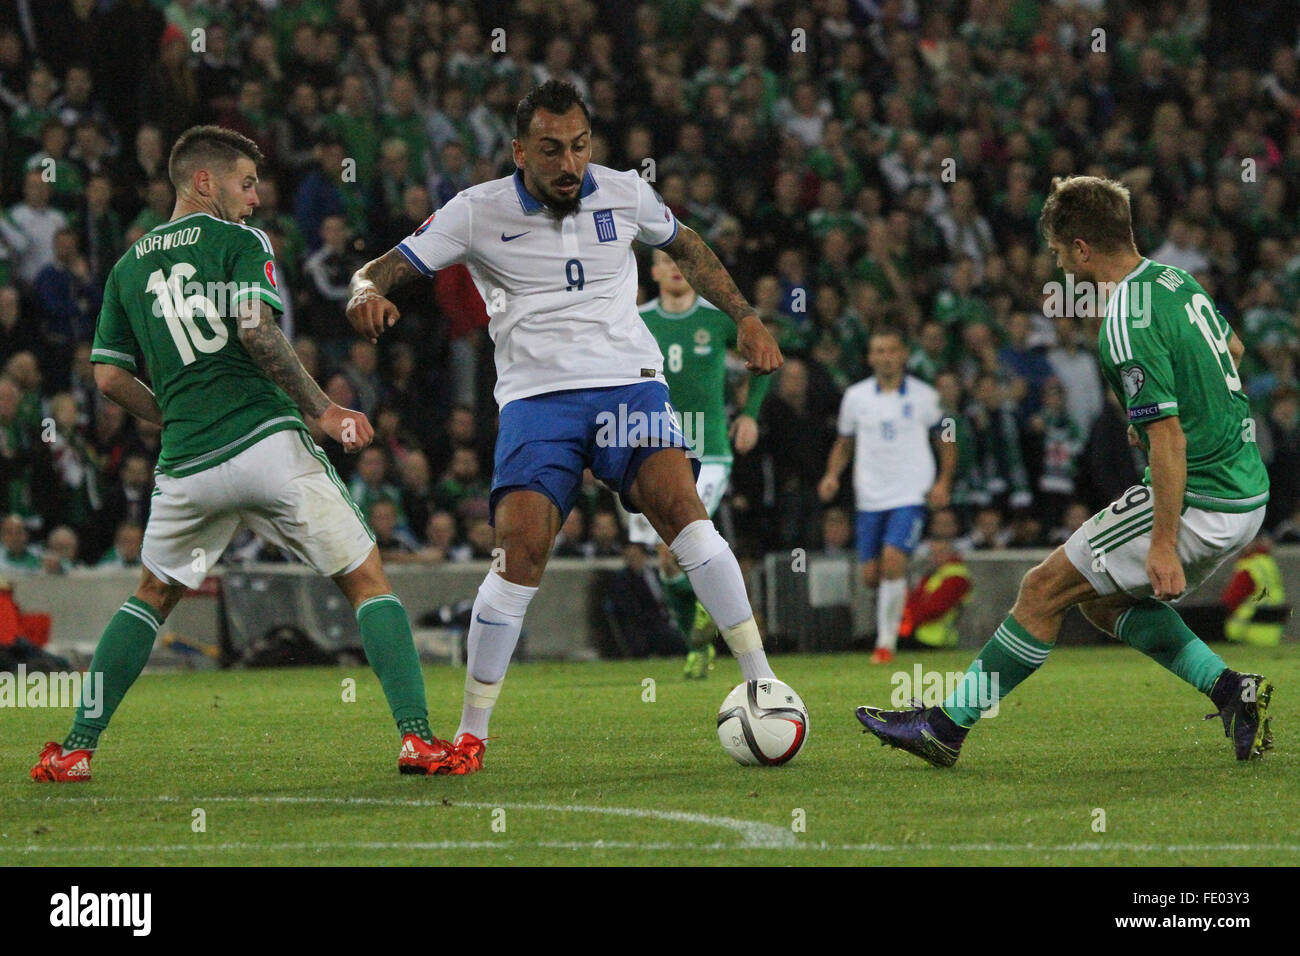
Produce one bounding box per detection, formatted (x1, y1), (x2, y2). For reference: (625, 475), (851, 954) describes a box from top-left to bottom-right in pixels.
(347, 248), (421, 343)
(237, 299), (373, 452)
(661, 225), (783, 373)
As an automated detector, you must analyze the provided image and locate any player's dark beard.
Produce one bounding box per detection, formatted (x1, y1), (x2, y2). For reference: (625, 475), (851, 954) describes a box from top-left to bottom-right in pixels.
(543, 178), (583, 218)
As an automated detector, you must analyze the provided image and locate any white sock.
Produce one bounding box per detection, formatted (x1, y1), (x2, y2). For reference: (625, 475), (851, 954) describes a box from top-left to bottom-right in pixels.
(876, 577), (907, 652)
(669, 520), (774, 680)
(458, 677), (499, 741)
(721, 618), (775, 681)
(456, 572), (537, 740)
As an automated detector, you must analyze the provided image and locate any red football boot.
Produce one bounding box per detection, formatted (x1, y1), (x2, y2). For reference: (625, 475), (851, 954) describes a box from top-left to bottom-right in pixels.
(30, 741), (93, 782)
(397, 734), (458, 775)
(445, 733), (486, 775)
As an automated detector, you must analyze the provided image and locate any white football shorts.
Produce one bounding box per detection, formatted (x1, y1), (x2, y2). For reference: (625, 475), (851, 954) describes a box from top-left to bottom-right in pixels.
(1064, 484), (1265, 602)
(142, 428), (374, 589)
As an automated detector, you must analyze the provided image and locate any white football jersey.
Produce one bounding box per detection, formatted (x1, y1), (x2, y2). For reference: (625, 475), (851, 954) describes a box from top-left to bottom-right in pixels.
(397, 163), (680, 408)
(837, 375), (944, 511)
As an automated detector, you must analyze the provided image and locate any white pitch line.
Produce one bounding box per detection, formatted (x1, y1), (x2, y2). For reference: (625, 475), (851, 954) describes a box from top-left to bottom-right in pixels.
(11, 795), (796, 849)
(11, 797), (1296, 855)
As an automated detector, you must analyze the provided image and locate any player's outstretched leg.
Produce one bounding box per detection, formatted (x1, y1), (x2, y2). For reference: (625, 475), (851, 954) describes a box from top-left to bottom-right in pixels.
(337, 549), (456, 775)
(32, 571), (182, 782)
(856, 547), (1093, 767)
(1090, 599), (1273, 761)
(450, 570), (536, 773)
(447, 489), (551, 774)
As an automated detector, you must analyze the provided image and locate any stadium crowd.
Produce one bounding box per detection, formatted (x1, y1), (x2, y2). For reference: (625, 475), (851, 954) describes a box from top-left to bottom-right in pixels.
(2, 0), (1300, 578)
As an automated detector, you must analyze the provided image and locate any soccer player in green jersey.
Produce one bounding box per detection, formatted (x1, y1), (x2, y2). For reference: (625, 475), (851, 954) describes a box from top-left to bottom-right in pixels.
(31, 126), (456, 781)
(857, 175), (1274, 764)
(629, 248), (772, 678)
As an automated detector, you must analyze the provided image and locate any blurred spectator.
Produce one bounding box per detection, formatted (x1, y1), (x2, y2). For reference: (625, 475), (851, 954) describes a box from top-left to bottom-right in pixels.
(961, 506), (1011, 551)
(1222, 536), (1287, 648)
(462, 517), (497, 562)
(6, 169), (68, 286)
(349, 447), (404, 524)
(339, 340), (383, 419)
(41, 525), (81, 574)
(303, 214), (365, 346)
(46, 392), (99, 530)
(1080, 390), (1144, 512)
(965, 373), (1032, 512)
(819, 505), (853, 554)
(898, 536), (972, 649)
(1047, 316), (1104, 436)
(129, 178), (174, 235)
(1048, 501), (1093, 547)
(34, 229), (101, 378)
(589, 511), (624, 558)
(1029, 379), (1086, 529)
(760, 357), (840, 549)
(934, 179), (995, 279)
(138, 24), (201, 146)
(433, 447), (489, 516)
(397, 450), (434, 542)
(370, 498), (422, 564)
(997, 311), (1055, 417)
(0, 286), (39, 356)
(295, 136), (365, 253)
(424, 510), (459, 562)
(0, 377), (39, 525)
(89, 455), (152, 562)
(79, 174), (124, 284)
(95, 520), (143, 569)
(553, 508), (593, 558)
(0, 513), (40, 574)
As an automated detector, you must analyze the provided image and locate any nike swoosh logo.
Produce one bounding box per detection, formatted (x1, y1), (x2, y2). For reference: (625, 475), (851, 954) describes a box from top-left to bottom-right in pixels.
(501, 231), (530, 242)
(475, 614), (506, 627)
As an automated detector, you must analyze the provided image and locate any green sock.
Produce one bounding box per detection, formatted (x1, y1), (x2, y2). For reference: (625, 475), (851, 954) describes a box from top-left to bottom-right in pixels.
(660, 571), (697, 642)
(1114, 599), (1227, 695)
(64, 596), (164, 750)
(356, 594), (430, 739)
(689, 600), (716, 652)
(942, 615), (1052, 728)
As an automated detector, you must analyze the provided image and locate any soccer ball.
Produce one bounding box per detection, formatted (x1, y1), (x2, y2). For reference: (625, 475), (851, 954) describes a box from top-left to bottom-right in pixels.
(716, 679), (809, 766)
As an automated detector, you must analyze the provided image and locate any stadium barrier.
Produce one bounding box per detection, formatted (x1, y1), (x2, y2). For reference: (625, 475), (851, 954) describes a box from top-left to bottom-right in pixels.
(13, 549), (1295, 665)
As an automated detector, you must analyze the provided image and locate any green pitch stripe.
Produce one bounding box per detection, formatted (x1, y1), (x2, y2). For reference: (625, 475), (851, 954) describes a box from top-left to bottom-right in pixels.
(1089, 506), (1155, 551)
(1095, 521), (1154, 556)
(297, 433), (375, 541)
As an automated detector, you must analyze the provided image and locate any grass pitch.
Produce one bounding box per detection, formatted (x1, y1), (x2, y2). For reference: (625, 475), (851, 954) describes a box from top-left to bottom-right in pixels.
(2, 645), (1297, 866)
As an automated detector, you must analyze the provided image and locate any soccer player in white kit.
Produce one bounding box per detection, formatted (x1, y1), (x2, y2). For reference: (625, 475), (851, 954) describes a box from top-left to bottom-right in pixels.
(346, 81), (784, 773)
(819, 327), (956, 664)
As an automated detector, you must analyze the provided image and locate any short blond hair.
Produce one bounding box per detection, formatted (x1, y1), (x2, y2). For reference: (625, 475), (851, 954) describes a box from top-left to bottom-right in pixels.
(1039, 175), (1136, 253)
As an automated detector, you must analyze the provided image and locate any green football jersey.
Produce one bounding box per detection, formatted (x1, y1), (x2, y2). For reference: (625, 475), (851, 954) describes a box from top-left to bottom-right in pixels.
(638, 296), (771, 460)
(1099, 258), (1269, 513)
(92, 212), (305, 478)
